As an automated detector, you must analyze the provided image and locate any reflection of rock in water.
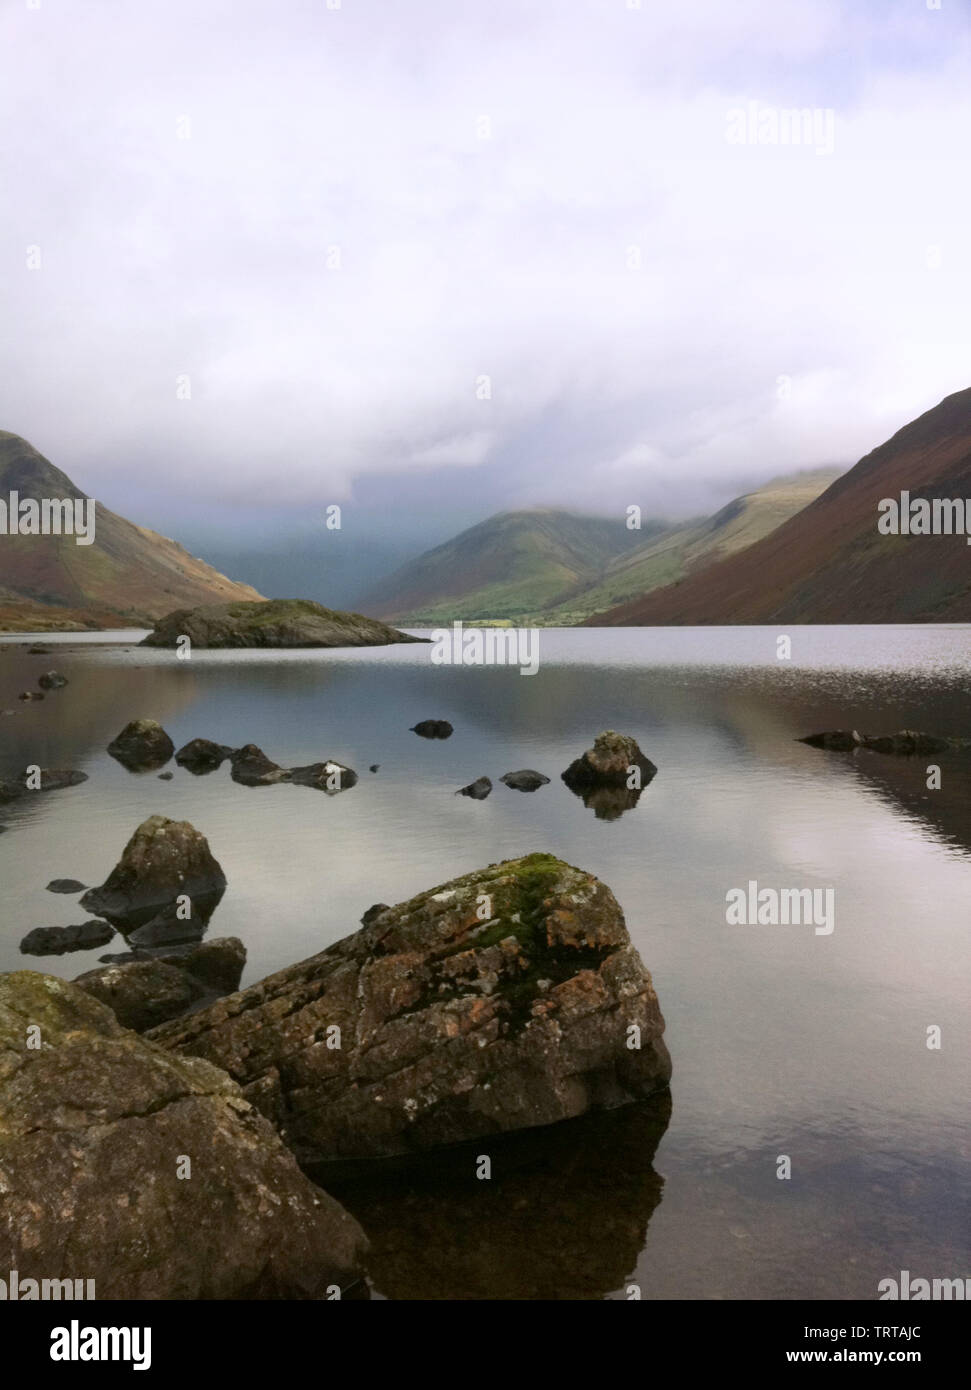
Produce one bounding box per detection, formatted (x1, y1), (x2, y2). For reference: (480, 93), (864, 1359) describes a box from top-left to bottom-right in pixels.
(568, 783), (644, 821)
(323, 1090), (671, 1300)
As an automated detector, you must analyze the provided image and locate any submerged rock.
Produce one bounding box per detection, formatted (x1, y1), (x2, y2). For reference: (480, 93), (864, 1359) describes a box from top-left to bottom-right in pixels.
(80, 815), (227, 928)
(800, 728), (968, 756)
(175, 737), (234, 774)
(46, 879), (87, 894)
(20, 921), (115, 956)
(38, 670), (68, 690)
(152, 853), (672, 1163)
(0, 769), (88, 802)
(141, 598), (424, 649)
(457, 776), (493, 800)
(500, 770), (550, 792)
(107, 718), (175, 771)
(411, 719), (453, 739)
(0, 972), (367, 1298)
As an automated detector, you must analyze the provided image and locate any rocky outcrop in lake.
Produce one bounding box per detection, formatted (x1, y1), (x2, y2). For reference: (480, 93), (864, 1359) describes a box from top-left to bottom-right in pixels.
(229, 744), (358, 792)
(175, 737), (234, 773)
(411, 719), (453, 739)
(561, 731), (657, 820)
(0, 972), (366, 1298)
(80, 815), (226, 928)
(107, 718), (175, 771)
(457, 776), (492, 800)
(151, 853), (671, 1163)
(141, 598), (424, 649)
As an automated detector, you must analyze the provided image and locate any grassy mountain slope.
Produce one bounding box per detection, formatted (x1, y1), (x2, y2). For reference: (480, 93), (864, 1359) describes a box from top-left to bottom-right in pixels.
(540, 468), (841, 624)
(0, 431), (262, 630)
(358, 508), (659, 623)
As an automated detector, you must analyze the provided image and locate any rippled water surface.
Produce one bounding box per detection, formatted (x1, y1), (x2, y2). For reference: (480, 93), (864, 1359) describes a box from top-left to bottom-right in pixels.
(1, 625), (969, 1298)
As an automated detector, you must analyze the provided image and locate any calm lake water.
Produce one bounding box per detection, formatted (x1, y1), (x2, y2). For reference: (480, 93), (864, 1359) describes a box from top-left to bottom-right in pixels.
(1, 625), (969, 1299)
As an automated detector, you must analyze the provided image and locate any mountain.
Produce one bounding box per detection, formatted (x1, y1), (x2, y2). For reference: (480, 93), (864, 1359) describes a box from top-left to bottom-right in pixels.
(538, 467), (841, 624)
(0, 432), (262, 630)
(358, 508), (657, 624)
(587, 388), (971, 625)
(359, 471), (840, 626)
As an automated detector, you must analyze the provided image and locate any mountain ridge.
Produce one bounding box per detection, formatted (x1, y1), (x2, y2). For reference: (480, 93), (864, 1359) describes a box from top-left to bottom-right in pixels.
(586, 388), (971, 625)
(0, 431), (263, 630)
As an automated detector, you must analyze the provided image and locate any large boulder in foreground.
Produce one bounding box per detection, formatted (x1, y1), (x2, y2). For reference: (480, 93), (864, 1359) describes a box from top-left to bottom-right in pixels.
(141, 598), (425, 649)
(80, 815), (226, 928)
(0, 973), (366, 1298)
(152, 853), (671, 1163)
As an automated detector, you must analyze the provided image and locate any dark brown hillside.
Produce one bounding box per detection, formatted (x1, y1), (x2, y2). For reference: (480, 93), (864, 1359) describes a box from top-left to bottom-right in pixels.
(588, 387), (971, 624)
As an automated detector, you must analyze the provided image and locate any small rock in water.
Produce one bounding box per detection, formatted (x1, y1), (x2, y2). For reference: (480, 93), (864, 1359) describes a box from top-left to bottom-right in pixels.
(500, 770), (550, 792)
(411, 719), (453, 739)
(230, 744), (291, 786)
(46, 878), (87, 894)
(38, 671), (68, 690)
(18, 691), (44, 701)
(27, 644), (51, 654)
(175, 737), (234, 774)
(289, 760), (358, 793)
(20, 921), (115, 956)
(107, 718), (175, 771)
(158, 771), (174, 780)
(369, 764), (380, 773)
(457, 776), (493, 800)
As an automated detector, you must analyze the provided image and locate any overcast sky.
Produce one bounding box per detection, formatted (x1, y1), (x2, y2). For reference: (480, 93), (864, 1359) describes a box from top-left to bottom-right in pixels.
(2, 0), (970, 562)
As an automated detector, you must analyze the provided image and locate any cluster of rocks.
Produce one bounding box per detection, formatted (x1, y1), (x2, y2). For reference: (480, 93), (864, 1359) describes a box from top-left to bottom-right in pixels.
(1, 836), (670, 1299)
(104, 720), (359, 793)
(454, 731), (657, 820)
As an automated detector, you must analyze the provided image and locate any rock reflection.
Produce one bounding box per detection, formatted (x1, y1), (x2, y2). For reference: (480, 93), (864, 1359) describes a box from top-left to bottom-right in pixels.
(323, 1090), (671, 1300)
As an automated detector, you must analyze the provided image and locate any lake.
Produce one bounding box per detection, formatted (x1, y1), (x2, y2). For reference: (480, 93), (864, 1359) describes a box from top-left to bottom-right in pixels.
(1, 625), (969, 1299)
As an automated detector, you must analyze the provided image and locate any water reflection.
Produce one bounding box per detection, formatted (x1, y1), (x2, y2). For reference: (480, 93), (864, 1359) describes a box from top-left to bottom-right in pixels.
(325, 1091), (671, 1301)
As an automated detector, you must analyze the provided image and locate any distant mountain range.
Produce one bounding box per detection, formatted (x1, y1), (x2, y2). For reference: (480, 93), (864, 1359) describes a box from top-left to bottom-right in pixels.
(589, 387), (971, 625)
(358, 509), (657, 624)
(4, 388), (969, 632)
(0, 432), (262, 630)
(360, 469), (840, 625)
